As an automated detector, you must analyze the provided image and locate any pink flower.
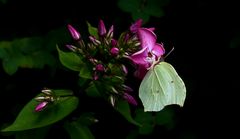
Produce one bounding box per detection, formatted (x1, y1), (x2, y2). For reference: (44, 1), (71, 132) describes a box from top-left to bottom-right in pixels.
(130, 28), (165, 69)
(130, 19), (143, 33)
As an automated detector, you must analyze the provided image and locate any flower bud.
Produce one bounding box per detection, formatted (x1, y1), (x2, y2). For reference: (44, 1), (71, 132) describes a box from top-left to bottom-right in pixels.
(67, 24), (81, 40)
(109, 95), (115, 107)
(95, 64), (104, 72)
(110, 47), (119, 56)
(123, 93), (137, 106)
(93, 72), (99, 80)
(121, 65), (128, 75)
(89, 36), (101, 45)
(41, 89), (52, 95)
(107, 25), (114, 38)
(98, 19), (106, 36)
(66, 44), (77, 52)
(111, 39), (117, 47)
(35, 101), (48, 112)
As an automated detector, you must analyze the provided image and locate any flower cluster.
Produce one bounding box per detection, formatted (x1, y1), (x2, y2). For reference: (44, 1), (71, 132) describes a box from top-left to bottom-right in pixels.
(65, 19), (165, 106)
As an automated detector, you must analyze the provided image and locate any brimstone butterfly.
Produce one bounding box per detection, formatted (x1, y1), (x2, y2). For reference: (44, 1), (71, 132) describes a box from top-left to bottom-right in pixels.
(139, 61), (186, 112)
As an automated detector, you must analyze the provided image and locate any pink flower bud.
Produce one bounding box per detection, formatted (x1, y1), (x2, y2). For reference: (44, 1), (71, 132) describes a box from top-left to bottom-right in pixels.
(89, 36), (101, 45)
(67, 24), (81, 40)
(35, 101), (48, 112)
(93, 72), (99, 80)
(107, 25), (114, 38)
(66, 45), (77, 52)
(122, 85), (133, 92)
(111, 39), (117, 47)
(110, 47), (119, 56)
(123, 93), (137, 106)
(95, 64), (104, 71)
(98, 19), (106, 36)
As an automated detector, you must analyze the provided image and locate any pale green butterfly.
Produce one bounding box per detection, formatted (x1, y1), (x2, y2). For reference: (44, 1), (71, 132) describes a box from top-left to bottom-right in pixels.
(139, 61), (186, 112)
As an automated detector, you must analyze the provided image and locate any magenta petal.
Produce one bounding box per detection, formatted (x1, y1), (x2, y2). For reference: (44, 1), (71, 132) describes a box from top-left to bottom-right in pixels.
(137, 28), (157, 50)
(130, 47), (148, 65)
(134, 65), (148, 79)
(130, 19), (143, 33)
(35, 101), (48, 112)
(148, 27), (155, 32)
(152, 43), (165, 57)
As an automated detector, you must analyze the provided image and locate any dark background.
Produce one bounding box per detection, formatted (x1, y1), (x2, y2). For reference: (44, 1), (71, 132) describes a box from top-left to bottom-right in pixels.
(1, 0), (239, 138)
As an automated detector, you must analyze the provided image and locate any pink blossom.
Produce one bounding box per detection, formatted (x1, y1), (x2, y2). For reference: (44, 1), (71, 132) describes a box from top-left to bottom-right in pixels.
(130, 28), (165, 69)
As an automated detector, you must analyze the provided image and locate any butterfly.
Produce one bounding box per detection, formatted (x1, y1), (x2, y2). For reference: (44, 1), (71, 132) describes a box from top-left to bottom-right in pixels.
(139, 61), (186, 112)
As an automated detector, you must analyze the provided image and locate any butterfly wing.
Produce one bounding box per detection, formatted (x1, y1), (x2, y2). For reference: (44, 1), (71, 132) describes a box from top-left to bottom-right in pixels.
(139, 62), (186, 112)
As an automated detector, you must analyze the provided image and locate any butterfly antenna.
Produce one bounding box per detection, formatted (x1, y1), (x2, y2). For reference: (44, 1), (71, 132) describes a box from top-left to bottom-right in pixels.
(164, 46), (174, 59)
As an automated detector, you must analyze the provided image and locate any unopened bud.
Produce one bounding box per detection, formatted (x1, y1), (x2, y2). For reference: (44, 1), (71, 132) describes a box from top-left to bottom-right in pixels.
(66, 45), (77, 52)
(89, 36), (101, 45)
(98, 19), (106, 36)
(67, 24), (81, 40)
(41, 89), (52, 95)
(111, 39), (117, 47)
(95, 64), (104, 72)
(107, 25), (114, 38)
(121, 65), (128, 75)
(110, 47), (119, 56)
(109, 95), (115, 107)
(35, 101), (48, 112)
(123, 93), (137, 106)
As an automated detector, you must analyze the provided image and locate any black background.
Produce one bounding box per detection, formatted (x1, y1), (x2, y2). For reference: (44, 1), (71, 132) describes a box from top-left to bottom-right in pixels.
(1, 0), (239, 138)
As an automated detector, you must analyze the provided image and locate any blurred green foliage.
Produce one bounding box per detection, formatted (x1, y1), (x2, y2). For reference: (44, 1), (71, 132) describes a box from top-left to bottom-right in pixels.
(0, 0), (7, 4)
(118, 0), (169, 23)
(0, 28), (71, 75)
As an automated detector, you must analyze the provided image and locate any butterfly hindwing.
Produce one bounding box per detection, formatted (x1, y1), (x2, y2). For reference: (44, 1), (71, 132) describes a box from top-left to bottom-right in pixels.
(139, 62), (186, 112)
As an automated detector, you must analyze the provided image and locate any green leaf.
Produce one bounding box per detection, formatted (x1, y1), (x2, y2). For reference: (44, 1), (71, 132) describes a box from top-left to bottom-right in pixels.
(57, 46), (83, 71)
(115, 100), (141, 126)
(79, 66), (92, 79)
(117, 0), (140, 12)
(155, 107), (175, 129)
(144, 0), (169, 17)
(138, 123), (154, 135)
(87, 22), (98, 38)
(131, 11), (150, 23)
(2, 57), (18, 75)
(1, 90), (79, 132)
(144, 6), (164, 18)
(139, 62), (186, 112)
(64, 121), (95, 139)
(77, 112), (98, 126)
(15, 126), (50, 139)
(85, 82), (101, 97)
(134, 109), (154, 135)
